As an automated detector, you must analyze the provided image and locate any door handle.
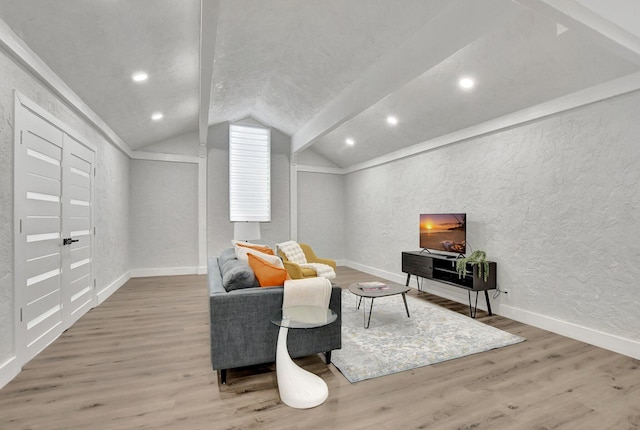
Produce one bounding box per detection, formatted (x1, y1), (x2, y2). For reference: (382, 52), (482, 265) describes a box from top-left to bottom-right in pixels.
(62, 238), (79, 246)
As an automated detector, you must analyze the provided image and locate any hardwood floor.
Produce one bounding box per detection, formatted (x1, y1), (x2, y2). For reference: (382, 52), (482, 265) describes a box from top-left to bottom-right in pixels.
(1, 267), (638, 429)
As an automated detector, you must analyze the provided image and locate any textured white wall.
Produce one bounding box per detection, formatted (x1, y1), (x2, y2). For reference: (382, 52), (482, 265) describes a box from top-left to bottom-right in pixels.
(262, 154), (291, 244)
(208, 146), (231, 256)
(297, 172), (345, 260)
(0, 49), (130, 366)
(0, 51), (18, 363)
(345, 90), (640, 343)
(129, 160), (199, 270)
(95, 138), (130, 291)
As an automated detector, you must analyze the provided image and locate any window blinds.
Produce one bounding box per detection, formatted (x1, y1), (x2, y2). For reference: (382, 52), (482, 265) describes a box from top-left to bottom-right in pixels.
(229, 124), (271, 222)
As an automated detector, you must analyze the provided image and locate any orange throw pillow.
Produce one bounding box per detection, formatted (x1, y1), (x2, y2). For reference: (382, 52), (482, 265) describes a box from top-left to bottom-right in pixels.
(248, 253), (290, 287)
(235, 241), (275, 255)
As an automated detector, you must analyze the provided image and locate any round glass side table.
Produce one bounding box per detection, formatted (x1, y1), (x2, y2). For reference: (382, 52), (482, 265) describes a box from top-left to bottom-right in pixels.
(270, 306), (337, 409)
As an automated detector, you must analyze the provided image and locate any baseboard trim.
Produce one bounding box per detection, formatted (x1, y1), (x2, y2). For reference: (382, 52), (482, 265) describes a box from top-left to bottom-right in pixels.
(342, 260), (406, 285)
(343, 260), (639, 360)
(130, 266), (202, 278)
(0, 356), (20, 390)
(97, 271), (131, 305)
(499, 304), (640, 360)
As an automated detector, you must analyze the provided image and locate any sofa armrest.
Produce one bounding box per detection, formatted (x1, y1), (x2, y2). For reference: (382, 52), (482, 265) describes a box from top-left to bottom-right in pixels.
(208, 257), (226, 294)
(311, 257), (336, 270)
(300, 243), (336, 269)
(282, 261), (305, 279)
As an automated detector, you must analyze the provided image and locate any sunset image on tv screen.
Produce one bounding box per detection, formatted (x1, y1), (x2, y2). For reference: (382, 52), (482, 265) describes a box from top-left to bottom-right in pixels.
(420, 213), (466, 253)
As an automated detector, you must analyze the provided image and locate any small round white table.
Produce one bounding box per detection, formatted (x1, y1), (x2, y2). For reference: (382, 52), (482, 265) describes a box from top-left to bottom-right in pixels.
(270, 306), (337, 409)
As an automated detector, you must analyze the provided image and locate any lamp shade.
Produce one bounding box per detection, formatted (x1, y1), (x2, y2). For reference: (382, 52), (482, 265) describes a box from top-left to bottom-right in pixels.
(233, 222), (261, 242)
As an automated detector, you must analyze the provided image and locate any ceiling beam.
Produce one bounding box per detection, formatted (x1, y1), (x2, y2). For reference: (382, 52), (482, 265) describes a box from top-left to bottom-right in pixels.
(290, 0), (520, 154)
(516, 0), (640, 66)
(198, 0), (220, 153)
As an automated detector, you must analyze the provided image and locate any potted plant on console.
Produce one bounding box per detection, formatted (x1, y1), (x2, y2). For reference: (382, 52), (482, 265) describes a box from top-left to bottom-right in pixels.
(456, 250), (490, 282)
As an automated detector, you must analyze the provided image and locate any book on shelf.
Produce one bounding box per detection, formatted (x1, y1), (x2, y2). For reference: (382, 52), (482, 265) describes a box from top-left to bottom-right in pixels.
(358, 281), (390, 291)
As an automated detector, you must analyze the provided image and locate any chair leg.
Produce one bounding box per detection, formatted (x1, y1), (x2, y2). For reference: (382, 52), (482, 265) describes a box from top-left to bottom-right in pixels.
(324, 351), (332, 365)
(219, 369), (227, 385)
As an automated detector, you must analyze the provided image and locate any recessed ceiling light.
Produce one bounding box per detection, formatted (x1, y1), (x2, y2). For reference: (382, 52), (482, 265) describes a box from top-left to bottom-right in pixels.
(459, 77), (474, 89)
(345, 138), (355, 146)
(132, 71), (148, 82)
(151, 112), (163, 121)
(387, 116), (398, 125)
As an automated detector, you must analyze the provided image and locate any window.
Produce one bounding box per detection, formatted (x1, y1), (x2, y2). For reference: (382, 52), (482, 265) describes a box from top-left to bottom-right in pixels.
(229, 124), (271, 222)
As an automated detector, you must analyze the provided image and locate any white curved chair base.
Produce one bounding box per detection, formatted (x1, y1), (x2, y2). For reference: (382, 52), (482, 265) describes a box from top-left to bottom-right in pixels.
(276, 326), (328, 409)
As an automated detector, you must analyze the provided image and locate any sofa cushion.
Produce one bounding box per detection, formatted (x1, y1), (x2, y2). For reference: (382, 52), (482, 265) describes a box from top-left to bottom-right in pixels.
(221, 259), (258, 291)
(219, 248), (237, 267)
(248, 253), (290, 287)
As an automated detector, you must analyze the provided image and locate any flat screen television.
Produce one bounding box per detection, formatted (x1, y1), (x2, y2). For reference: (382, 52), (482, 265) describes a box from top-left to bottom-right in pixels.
(419, 213), (466, 255)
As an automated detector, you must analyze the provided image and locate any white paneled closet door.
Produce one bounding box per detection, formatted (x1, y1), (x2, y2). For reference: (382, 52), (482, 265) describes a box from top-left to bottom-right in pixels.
(14, 96), (96, 364)
(61, 134), (95, 327)
(16, 107), (65, 363)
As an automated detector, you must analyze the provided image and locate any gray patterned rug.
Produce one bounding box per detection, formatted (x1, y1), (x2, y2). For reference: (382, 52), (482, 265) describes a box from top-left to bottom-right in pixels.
(332, 289), (525, 383)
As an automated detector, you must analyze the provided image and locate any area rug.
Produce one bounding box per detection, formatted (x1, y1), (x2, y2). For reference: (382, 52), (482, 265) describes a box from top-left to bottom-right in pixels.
(331, 289), (525, 383)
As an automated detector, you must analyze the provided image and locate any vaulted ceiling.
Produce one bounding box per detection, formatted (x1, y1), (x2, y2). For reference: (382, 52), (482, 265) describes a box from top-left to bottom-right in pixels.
(1, 0), (639, 168)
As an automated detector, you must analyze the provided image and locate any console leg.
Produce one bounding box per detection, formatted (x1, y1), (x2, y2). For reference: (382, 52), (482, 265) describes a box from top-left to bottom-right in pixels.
(467, 291), (493, 318)
(468, 291), (480, 318)
(484, 290), (493, 316)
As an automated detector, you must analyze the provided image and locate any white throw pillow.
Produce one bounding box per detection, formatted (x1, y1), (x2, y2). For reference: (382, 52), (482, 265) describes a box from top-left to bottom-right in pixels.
(235, 245), (284, 268)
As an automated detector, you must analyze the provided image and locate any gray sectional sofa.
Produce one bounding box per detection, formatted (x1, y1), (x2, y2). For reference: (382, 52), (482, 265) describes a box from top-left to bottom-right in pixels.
(208, 249), (342, 384)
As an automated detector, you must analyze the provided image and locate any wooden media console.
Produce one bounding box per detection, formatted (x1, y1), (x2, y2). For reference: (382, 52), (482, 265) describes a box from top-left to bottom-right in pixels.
(401, 251), (497, 317)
